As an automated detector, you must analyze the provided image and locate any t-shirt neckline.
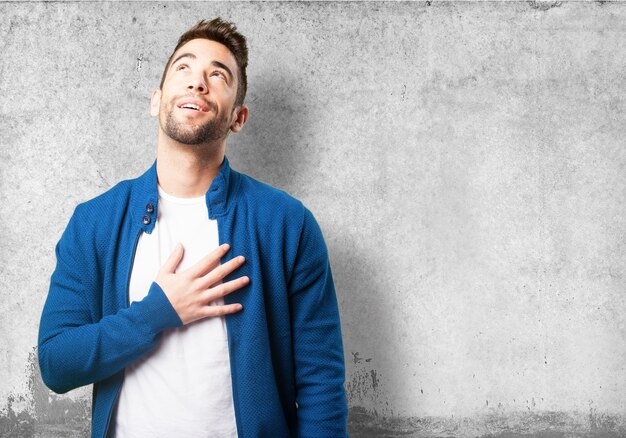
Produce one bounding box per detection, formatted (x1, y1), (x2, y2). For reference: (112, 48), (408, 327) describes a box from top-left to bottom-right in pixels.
(157, 185), (205, 205)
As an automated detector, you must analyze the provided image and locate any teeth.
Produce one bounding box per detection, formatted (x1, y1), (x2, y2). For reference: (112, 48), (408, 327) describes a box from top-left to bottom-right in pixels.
(181, 103), (201, 111)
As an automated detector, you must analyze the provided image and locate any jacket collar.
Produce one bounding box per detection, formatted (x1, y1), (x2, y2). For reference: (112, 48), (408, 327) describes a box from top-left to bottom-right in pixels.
(131, 156), (235, 234)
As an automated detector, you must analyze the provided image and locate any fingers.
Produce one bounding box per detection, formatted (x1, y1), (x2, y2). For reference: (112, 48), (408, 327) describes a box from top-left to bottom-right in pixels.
(203, 275), (249, 302)
(185, 243), (231, 278)
(187, 277), (247, 324)
(201, 303), (243, 318)
(158, 243), (247, 325)
(197, 255), (246, 289)
(160, 243), (184, 274)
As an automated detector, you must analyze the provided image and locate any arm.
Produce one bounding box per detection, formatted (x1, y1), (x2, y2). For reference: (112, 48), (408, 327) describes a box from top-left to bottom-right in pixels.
(38, 205), (183, 394)
(38, 206), (246, 394)
(289, 208), (348, 437)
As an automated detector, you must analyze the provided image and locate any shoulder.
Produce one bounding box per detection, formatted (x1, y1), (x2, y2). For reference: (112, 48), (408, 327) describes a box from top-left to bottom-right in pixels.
(76, 179), (133, 213)
(71, 177), (136, 226)
(232, 171), (327, 276)
(65, 167), (150, 240)
(233, 170), (325, 243)
(233, 171), (323, 246)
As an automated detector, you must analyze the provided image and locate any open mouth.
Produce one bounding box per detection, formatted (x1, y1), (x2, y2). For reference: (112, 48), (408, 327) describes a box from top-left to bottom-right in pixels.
(176, 98), (210, 113)
(180, 103), (202, 111)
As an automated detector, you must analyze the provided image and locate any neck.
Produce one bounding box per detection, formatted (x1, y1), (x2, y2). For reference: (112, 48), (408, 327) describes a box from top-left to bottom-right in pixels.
(156, 130), (227, 198)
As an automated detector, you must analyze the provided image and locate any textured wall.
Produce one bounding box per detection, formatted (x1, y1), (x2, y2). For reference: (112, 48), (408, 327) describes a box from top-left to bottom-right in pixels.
(1, 1), (625, 437)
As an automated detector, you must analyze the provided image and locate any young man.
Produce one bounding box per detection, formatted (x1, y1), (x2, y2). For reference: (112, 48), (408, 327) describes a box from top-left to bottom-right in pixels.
(38, 18), (348, 437)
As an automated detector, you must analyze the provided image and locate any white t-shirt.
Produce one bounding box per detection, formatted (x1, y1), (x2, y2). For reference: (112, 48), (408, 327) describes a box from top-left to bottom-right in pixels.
(111, 186), (238, 438)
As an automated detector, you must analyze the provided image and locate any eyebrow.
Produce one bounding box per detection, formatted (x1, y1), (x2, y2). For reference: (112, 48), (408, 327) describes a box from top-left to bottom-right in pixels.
(170, 52), (196, 67)
(170, 52), (234, 81)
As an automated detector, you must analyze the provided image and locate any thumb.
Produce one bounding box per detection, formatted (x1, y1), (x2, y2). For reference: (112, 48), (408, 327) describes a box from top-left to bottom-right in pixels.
(161, 243), (184, 274)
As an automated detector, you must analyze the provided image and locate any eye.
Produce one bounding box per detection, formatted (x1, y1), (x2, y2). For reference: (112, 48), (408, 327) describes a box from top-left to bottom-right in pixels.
(175, 64), (188, 71)
(211, 70), (226, 80)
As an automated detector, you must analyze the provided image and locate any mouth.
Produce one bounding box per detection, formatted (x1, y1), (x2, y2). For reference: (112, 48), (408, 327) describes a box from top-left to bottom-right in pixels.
(176, 97), (211, 113)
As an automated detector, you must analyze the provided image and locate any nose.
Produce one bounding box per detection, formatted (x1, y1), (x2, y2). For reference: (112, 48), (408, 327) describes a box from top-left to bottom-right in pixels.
(187, 77), (208, 94)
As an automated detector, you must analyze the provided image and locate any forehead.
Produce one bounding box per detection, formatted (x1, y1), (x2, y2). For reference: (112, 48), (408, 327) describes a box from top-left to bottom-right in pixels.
(171, 38), (238, 71)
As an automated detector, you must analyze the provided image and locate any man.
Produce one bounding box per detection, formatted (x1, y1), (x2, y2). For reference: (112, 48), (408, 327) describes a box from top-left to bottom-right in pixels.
(38, 18), (348, 437)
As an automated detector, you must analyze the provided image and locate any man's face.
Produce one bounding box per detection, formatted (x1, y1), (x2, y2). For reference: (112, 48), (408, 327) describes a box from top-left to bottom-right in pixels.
(151, 38), (243, 145)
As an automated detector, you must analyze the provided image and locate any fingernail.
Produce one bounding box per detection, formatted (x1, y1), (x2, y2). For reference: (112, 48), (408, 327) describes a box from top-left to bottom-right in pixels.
(222, 243), (230, 250)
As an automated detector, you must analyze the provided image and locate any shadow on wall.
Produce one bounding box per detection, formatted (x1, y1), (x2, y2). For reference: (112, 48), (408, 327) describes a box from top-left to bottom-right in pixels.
(241, 71), (400, 431)
(329, 241), (403, 435)
(229, 72), (321, 193)
(242, 70), (410, 434)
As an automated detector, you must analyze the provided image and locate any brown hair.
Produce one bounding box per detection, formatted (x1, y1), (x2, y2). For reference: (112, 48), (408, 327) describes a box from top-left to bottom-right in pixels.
(159, 18), (248, 106)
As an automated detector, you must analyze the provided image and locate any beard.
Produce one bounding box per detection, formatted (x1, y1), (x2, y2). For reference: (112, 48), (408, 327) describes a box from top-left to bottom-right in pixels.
(161, 101), (231, 145)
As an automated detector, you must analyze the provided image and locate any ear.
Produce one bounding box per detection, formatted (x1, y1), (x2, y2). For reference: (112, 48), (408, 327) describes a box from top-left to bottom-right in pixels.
(150, 88), (162, 117)
(229, 105), (249, 133)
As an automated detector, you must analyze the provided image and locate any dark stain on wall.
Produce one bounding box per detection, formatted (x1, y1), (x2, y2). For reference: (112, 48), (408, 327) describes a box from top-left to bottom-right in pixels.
(0, 349), (90, 437)
(31, 350), (91, 437)
(346, 352), (391, 417)
(527, 1), (563, 11)
(345, 352), (626, 437)
(0, 392), (35, 437)
(347, 407), (626, 437)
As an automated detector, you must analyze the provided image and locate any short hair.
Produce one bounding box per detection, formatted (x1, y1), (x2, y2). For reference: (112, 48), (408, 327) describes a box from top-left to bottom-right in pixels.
(159, 18), (248, 106)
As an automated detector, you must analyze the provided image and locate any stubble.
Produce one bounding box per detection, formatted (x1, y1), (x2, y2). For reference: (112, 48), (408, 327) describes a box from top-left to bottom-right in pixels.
(161, 101), (230, 145)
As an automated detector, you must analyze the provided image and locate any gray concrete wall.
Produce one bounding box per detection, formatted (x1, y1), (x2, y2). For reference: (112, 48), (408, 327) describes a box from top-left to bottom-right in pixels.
(1, 1), (625, 437)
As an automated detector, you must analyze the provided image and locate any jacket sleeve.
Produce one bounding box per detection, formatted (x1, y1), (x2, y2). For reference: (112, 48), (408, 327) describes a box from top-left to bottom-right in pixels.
(288, 207), (348, 437)
(38, 204), (182, 394)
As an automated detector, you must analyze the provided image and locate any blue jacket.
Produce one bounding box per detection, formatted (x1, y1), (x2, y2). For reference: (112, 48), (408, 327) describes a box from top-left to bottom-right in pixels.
(38, 157), (348, 437)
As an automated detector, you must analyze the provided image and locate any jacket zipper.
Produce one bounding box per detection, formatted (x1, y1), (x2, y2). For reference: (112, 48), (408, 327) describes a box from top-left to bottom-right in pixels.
(102, 228), (142, 438)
